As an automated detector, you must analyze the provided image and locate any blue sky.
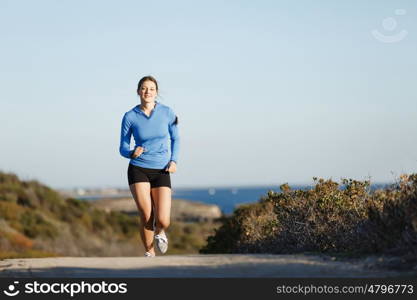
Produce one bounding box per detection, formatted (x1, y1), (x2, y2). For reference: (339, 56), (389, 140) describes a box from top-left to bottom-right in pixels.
(1, 0), (416, 188)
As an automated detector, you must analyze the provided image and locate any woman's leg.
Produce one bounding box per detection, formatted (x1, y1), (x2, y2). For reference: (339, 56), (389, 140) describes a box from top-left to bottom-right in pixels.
(129, 182), (155, 255)
(151, 187), (172, 235)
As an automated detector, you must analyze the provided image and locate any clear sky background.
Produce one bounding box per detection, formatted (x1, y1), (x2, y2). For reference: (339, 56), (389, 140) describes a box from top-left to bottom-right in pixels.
(1, 0), (416, 189)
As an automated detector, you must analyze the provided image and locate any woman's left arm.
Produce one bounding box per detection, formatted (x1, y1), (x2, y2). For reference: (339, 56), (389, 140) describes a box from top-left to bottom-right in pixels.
(166, 108), (180, 172)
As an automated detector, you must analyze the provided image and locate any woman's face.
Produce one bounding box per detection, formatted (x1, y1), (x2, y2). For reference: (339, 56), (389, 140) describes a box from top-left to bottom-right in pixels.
(139, 80), (157, 103)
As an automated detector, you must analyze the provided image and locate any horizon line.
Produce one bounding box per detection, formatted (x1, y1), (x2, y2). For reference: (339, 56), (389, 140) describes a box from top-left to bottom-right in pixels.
(56, 181), (394, 191)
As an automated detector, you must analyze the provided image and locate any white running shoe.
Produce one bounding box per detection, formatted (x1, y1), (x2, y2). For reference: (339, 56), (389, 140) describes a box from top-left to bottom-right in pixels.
(144, 251), (155, 258)
(154, 232), (168, 254)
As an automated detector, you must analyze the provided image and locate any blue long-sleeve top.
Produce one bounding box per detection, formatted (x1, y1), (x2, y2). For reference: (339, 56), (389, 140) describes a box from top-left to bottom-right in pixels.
(119, 101), (180, 169)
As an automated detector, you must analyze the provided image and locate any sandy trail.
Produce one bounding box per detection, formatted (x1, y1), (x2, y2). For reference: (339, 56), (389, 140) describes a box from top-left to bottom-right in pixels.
(0, 254), (412, 278)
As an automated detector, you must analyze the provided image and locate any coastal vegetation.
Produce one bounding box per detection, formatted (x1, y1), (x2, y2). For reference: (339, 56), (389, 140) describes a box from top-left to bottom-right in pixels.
(201, 174), (417, 269)
(2, 169), (416, 270)
(0, 171), (219, 258)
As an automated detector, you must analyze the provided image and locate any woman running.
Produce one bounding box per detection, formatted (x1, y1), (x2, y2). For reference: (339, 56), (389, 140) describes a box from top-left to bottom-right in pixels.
(119, 75), (180, 257)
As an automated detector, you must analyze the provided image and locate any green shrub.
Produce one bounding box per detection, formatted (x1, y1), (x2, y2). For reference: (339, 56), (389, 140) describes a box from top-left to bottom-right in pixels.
(202, 174), (417, 258)
(20, 211), (58, 239)
(168, 221), (220, 254)
(107, 211), (139, 238)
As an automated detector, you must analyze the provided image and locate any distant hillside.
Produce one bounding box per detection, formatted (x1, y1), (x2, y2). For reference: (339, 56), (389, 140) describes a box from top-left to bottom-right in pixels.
(91, 197), (221, 222)
(0, 171), (220, 258)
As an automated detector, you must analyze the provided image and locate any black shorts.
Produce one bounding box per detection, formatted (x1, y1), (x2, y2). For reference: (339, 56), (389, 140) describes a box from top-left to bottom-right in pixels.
(127, 164), (171, 188)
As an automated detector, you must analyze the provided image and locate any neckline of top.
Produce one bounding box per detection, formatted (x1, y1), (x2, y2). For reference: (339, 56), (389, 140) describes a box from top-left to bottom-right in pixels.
(138, 101), (159, 118)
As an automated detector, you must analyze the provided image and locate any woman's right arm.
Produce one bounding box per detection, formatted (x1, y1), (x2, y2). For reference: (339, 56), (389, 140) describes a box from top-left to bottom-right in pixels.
(119, 113), (134, 159)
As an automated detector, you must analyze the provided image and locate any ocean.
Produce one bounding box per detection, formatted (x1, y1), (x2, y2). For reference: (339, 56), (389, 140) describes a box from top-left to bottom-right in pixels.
(172, 186), (304, 214)
(78, 184), (390, 215)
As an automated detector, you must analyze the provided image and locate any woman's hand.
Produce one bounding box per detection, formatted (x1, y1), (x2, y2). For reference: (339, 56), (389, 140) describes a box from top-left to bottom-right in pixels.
(165, 161), (177, 173)
(131, 146), (145, 159)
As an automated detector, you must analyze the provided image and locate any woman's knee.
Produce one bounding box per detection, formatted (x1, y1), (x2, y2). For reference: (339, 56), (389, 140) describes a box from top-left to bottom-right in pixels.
(156, 217), (170, 229)
(138, 210), (154, 230)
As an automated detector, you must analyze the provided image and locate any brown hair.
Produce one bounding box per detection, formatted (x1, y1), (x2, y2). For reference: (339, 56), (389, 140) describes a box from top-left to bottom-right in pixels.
(137, 75), (158, 95)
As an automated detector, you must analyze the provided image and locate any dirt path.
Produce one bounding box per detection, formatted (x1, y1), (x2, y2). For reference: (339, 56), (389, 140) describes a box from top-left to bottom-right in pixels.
(0, 254), (413, 278)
